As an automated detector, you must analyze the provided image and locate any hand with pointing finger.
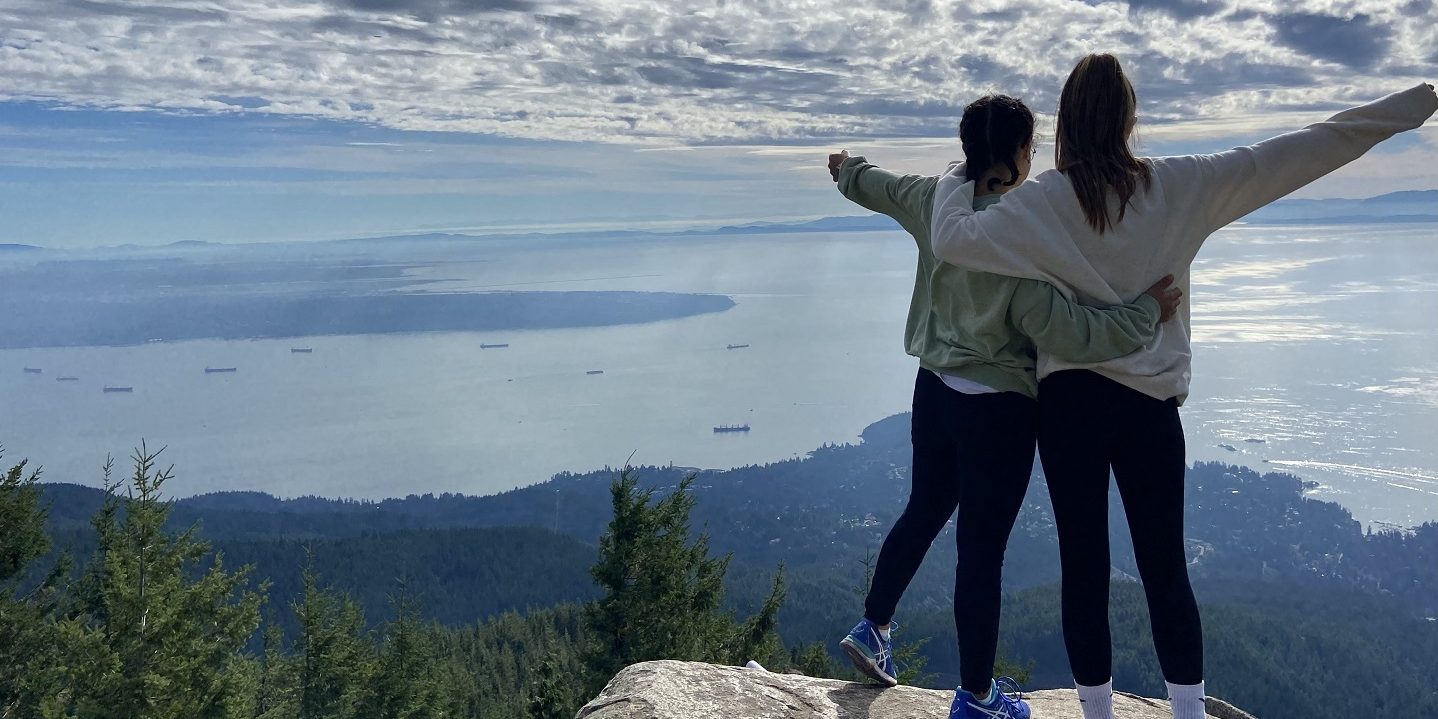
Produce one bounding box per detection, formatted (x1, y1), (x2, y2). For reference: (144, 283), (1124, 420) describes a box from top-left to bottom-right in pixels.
(827, 150), (850, 182)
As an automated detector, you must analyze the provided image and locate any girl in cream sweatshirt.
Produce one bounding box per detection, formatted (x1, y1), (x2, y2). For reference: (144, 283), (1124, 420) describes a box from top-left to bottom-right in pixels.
(928, 55), (1435, 719)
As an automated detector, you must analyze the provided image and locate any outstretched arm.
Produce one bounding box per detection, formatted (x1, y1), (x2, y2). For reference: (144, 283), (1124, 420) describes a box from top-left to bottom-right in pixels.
(1007, 275), (1181, 363)
(1182, 82), (1437, 232)
(831, 153), (928, 234)
(930, 83), (1438, 284)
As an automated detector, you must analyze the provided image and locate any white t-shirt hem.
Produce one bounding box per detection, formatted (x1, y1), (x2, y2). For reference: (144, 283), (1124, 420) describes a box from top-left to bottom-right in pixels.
(931, 369), (1000, 395)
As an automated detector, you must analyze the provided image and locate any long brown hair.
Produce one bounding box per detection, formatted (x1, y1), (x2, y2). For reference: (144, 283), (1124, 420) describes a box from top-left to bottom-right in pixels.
(1055, 53), (1151, 233)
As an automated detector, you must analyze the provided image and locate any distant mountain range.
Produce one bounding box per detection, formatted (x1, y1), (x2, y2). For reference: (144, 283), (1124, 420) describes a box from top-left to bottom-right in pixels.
(1239, 189), (1438, 224)
(769, 190), (1436, 230)
(332, 188), (1437, 244)
(5, 190), (1431, 252)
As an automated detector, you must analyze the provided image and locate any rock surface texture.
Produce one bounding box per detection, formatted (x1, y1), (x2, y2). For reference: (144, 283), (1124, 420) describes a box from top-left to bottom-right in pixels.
(576, 661), (1257, 719)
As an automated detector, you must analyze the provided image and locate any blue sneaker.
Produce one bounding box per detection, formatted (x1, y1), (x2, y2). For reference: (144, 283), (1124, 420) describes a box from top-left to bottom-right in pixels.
(839, 617), (897, 686)
(950, 678), (1031, 719)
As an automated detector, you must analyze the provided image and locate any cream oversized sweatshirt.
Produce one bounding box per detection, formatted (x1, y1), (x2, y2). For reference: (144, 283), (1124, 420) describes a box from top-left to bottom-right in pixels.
(930, 83), (1438, 403)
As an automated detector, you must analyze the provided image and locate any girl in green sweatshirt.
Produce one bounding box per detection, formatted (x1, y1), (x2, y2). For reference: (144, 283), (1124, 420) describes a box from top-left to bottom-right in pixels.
(831, 94), (1180, 719)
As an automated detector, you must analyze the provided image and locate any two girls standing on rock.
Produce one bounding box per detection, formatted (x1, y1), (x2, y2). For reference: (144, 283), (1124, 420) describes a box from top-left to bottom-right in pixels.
(828, 94), (1183, 719)
(834, 53), (1437, 719)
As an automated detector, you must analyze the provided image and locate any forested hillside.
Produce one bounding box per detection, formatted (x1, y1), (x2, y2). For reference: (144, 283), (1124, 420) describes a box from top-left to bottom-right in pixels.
(3, 453), (817, 719)
(39, 413), (1438, 624)
(14, 414), (1438, 718)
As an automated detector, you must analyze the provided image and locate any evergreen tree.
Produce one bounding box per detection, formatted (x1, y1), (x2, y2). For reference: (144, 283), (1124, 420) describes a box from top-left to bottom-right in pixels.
(0, 453), (68, 717)
(725, 563), (787, 668)
(788, 641), (842, 679)
(0, 452), (48, 581)
(294, 557), (375, 719)
(892, 630), (933, 687)
(582, 470), (788, 693)
(253, 621), (296, 719)
(992, 654), (1033, 686)
(50, 447), (265, 718)
(363, 579), (447, 719)
(524, 653), (574, 719)
(431, 604), (587, 719)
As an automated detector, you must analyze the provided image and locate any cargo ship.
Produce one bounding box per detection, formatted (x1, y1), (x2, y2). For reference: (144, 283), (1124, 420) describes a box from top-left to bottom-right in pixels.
(56, 376), (80, 382)
(586, 370), (604, 375)
(481, 343), (510, 349)
(713, 424), (751, 433)
(290, 347), (313, 354)
(727, 344), (750, 350)
(205, 367), (238, 374)
(103, 386), (133, 393)
(23, 367), (41, 374)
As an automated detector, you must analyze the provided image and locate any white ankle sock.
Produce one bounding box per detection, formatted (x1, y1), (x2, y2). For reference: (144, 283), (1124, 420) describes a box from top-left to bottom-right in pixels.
(974, 679), (996, 704)
(1167, 681), (1206, 719)
(1075, 680), (1114, 719)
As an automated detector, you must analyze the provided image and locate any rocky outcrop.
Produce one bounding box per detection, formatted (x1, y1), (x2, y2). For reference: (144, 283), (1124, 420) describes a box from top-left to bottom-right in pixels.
(577, 661), (1257, 719)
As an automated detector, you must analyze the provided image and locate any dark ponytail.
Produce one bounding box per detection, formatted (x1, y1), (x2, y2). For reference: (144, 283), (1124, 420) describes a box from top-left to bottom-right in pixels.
(959, 94), (1035, 193)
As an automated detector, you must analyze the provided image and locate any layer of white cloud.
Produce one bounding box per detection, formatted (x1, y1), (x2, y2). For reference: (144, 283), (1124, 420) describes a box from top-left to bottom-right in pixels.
(1, 0), (1434, 143)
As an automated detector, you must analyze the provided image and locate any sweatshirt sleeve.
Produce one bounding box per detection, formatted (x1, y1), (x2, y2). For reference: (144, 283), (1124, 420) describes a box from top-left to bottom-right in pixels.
(931, 84), (1438, 283)
(836, 156), (928, 234)
(1007, 279), (1161, 362)
(929, 175), (1081, 286)
(1174, 83), (1438, 234)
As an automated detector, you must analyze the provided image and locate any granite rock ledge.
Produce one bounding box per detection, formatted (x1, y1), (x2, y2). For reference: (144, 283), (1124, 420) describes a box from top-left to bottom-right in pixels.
(576, 660), (1258, 719)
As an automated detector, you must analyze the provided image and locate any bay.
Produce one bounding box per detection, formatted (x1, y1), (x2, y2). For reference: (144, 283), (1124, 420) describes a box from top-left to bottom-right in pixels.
(1, 222), (1435, 527)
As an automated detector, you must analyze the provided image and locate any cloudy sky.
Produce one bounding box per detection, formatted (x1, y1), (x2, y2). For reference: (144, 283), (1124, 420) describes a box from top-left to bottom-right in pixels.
(1, 0), (1434, 246)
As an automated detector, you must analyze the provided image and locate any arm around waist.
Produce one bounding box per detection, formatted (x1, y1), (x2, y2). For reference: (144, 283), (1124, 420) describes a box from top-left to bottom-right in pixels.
(1007, 279), (1160, 363)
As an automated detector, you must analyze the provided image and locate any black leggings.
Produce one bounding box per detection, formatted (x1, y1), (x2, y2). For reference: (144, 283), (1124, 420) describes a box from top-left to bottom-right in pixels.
(1037, 369), (1203, 686)
(864, 368), (1037, 694)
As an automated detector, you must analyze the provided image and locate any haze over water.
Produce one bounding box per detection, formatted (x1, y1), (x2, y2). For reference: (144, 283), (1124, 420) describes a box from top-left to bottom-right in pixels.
(2, 222), (1435, 528)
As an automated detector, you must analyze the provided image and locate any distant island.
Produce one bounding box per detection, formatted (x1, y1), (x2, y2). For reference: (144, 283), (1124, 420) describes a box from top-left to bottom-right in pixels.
(0, 290), (735, 349)
(328, 213), (906, 247)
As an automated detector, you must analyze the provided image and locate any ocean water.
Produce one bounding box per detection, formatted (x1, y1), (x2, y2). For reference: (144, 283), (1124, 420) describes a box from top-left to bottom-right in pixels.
(1, 223), (1435, 527)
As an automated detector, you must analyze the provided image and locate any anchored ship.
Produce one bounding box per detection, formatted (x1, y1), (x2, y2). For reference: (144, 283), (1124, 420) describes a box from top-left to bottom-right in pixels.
(103, 386), (133, 393)
(56, 377), (80, 382)
(290, 347), (313, 354)
(481, 343), (510, 349)
(726, 344), (750, 350)
(23, 367), (41, 374)
(586, 370), (604, 375)
(205, 367), (238, 374)
(713, 424), (751, 433)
